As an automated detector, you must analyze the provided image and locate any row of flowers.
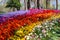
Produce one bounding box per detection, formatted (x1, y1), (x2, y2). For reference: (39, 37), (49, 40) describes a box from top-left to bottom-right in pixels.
(0, 9), (60, 40)
(9, 13), (60, 40)
(25, 18), (60, 40)
(0, 9), (59, 23)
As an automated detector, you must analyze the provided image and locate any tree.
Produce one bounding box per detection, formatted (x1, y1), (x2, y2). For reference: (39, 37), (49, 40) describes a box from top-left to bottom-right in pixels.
(5, 0), (21, 11)
(27, 0), (30, 9)
(37, 0), (40, 9)
(56, 0), (58, 10)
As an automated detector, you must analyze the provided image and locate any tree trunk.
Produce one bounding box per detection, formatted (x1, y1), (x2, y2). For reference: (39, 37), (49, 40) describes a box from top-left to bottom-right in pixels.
(56, 0), (58, 10)
(27, 0), (30, 9)
(13, 7), (15, 11)
(37, 0), (40, 9)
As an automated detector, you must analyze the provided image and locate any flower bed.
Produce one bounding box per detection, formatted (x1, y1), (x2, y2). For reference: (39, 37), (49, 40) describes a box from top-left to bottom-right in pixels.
(0, 9), (60, 40)
(25, 18), (60, 40)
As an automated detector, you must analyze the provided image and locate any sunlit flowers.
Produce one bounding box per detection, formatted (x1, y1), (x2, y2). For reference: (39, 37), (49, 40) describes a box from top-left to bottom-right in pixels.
(25, 18), (60, 40)
(0, 9), (60, 40)
(9, 23), (36, 40)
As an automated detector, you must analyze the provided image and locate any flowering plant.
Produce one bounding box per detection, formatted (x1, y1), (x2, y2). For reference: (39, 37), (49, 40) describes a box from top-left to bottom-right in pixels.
(0, 9), (60, 40)
(25, 18), (60, 40)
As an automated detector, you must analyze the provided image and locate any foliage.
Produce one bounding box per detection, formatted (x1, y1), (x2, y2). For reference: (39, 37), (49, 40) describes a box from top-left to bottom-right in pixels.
(5, 0), (21, 11)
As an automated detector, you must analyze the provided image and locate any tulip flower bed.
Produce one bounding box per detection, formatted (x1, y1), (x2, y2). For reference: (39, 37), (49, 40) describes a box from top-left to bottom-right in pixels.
(0, 9), (60, 40)
(25, 18), (60, 40)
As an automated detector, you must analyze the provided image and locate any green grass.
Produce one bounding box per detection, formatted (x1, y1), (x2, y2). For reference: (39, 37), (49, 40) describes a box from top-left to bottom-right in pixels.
(0, 11), (5, 14)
